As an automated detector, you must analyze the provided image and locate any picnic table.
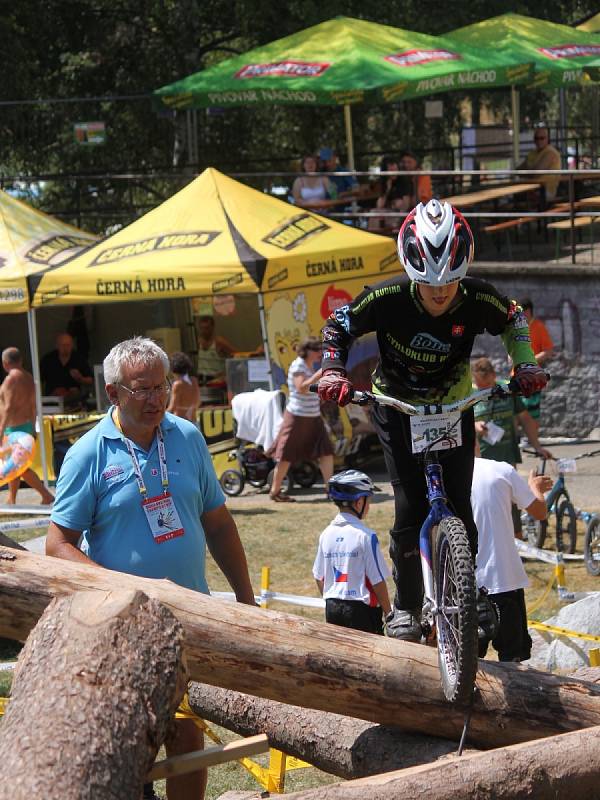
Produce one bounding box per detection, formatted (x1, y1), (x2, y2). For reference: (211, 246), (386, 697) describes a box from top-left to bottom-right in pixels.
(442, 182), (541, 209)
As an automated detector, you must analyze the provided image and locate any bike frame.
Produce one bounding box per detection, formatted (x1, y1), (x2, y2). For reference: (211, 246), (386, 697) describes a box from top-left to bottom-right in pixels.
(420, 456), (454, 610)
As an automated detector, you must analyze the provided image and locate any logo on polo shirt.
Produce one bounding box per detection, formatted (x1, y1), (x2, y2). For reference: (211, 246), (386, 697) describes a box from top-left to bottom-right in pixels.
(101, 464), (125, 483)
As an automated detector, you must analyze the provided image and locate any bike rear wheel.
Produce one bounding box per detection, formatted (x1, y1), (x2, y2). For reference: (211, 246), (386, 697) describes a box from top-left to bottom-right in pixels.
(523, 512), (547, 549)
(555, 498), (577, 554)
(434, 516), (479, 705)
(584, 516), (600, 577)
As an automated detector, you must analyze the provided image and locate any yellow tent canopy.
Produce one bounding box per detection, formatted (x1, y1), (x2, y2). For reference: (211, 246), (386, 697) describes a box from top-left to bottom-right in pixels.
(577, 13), (600, 33)
(29, 168), (399, 307)
(0, 191), (97, 313)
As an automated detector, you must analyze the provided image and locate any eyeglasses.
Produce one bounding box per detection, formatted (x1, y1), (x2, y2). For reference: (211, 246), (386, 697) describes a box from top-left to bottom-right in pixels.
(118, 381), (171, 401)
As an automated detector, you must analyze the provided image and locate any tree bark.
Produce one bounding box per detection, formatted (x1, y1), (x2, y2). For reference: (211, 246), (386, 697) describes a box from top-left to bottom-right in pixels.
(3, 547), (600, 750)
(0, 588), (187, 800)
(275, 723), (600, 800)
(187, 683), (471, 777)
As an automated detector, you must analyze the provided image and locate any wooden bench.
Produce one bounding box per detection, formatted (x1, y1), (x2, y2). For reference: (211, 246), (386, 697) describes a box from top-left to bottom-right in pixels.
(547, 216), (599, 259)
(483, 217), (532, 258)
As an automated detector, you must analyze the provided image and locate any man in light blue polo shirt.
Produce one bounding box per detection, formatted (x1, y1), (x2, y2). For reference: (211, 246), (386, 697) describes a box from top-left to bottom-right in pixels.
(46, 336), (255, 800)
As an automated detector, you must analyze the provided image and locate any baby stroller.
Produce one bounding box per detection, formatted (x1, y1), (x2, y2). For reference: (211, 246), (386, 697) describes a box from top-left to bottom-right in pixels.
(219, 442), (319, 497)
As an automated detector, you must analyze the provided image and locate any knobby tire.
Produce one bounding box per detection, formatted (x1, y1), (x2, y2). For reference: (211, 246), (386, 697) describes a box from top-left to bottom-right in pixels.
(434, 516), (478, 706)
(555, 498), (577, 554)
(584, 516), (600, 577)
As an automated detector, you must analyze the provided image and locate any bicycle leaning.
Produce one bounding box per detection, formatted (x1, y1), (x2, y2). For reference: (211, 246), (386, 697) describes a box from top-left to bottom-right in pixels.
(522, 447), (600, 555)
(343, 381), (523, 705)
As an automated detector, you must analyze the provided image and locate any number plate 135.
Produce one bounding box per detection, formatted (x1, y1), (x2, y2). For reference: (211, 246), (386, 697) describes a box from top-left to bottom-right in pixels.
(409, 412), (462, 454)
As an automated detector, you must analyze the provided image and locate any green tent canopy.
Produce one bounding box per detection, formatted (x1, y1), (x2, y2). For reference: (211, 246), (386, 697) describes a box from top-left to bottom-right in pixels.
(447, 13), (600, 89)
(154, 16), (534, 110)
(577, 13), (600, 34)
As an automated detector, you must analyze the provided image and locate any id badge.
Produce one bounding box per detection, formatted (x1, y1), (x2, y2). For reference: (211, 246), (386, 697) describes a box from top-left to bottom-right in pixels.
(409, 411), (462, 454)
(142, 492), (184, 543)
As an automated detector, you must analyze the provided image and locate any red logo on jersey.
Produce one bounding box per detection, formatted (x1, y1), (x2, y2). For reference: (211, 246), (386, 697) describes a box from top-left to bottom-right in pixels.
(452, 324), (464, 337)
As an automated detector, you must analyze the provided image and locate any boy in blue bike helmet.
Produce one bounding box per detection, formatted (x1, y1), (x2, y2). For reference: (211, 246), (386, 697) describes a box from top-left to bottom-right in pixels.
(313, 470), (392, 635)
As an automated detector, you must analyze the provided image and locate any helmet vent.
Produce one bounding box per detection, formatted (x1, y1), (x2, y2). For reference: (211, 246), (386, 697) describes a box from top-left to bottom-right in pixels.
(423, 236), (447, 264)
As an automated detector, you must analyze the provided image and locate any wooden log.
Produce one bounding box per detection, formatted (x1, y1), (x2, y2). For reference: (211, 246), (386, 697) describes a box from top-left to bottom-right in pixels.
(3, 546), (600, 750)
(275, 723), (600, 800)
(0, 588), (186, 800)
(187, 683), (470, 777)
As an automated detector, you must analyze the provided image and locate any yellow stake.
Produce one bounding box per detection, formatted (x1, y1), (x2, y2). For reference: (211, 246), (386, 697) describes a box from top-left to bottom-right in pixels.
(261, 565), (271, 609)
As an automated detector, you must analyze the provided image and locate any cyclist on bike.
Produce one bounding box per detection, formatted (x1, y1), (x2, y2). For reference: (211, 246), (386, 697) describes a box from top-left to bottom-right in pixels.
(318, 198), (547, 641)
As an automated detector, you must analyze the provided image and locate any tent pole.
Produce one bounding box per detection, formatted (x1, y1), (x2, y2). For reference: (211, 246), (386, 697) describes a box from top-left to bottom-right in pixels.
(257, 292), (275, 391)
(344, 104), (355, 171)
(27, 309), (50, 487)
(558, 88), (568, 167)
(511, 86), (520, 170)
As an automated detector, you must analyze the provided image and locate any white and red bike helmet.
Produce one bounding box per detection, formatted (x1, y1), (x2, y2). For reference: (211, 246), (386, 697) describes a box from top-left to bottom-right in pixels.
(397, 199), (474, 285)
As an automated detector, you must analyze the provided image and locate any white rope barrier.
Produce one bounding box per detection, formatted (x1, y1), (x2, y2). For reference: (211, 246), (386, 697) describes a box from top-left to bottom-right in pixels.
(0, 518), (49, 534)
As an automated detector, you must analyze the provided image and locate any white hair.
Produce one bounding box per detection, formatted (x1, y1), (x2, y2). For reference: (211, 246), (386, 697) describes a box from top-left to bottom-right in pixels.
(103, 336), (170, 385)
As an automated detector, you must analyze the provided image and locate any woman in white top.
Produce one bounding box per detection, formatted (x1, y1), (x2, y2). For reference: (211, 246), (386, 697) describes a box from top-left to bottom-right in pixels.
(292, 154), (334, 209)
(269, 337), (334, 502)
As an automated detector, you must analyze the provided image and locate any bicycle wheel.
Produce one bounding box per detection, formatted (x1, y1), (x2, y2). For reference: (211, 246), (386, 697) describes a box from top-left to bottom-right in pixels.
(523, 512), (547, 549)
(584, 516), (600, 577)
(219, 469), (244, 497)
(434, 516), (479, 705)
(555, 498), (577, 554)
(291, 461), (319, 488)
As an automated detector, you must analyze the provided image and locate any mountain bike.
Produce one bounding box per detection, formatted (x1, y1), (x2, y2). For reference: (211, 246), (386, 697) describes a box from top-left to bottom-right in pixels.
(583, 511), (600, 576)
(345, 383), (516, 705)
(522, 448), (600, 554)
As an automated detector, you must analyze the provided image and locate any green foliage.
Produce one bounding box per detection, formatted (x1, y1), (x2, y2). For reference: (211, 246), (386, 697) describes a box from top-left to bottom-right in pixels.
(1, 0), (598, 226)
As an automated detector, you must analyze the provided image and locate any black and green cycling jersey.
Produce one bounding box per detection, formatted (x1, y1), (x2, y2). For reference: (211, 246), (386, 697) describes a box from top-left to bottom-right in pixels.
(322, 275), (535, 405)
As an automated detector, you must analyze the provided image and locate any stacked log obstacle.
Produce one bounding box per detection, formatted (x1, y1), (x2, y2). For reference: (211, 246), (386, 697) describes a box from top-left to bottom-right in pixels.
(0, 588), (186, 800)
(3, 547), (600, 750)
(187, 683), (472, 777)
(272, 723), (600, 800)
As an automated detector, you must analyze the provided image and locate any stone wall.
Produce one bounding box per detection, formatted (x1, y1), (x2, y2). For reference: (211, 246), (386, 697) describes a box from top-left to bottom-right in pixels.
(471, 263), (600, 438)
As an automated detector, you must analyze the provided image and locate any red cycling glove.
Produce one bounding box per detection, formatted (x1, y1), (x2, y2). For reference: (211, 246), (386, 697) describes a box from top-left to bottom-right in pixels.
(513, 364), (548, 398)
(318, 370), (354, 406)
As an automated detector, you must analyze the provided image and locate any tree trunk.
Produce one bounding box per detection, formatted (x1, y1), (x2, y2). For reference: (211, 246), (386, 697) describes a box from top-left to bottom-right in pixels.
(187, 683), (471, 777)
(276, 723), (600, 800)
(3, 547), (600, 750)
(0, 588), (187, 800)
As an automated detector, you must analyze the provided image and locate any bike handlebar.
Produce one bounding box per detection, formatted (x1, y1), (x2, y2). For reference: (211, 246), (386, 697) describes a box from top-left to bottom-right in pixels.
(310, 382), (521, 417)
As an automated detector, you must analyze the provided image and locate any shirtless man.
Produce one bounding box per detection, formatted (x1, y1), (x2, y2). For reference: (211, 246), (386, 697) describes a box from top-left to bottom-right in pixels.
(0, 347), (54, 505)
(167, 351), (200, 421)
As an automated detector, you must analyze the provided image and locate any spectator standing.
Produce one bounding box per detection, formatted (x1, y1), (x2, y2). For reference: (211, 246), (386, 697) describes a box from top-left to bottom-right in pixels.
(292, 154), (335, 208)
(400, 151), (433, 206)
(46, 336), (256, 800)
(313, 470), (391, 634)
(168, 351), (200, 422)
(472, 357), (551, 537)
(195, 315), (236, 386)
(471, 456), (552, 661)
(0, 347), (54, 505)
(520, 297), (554, 436)
(40, 332), (93, 401)
(518, 125), (561, 203)
(268, 337), (333, 502)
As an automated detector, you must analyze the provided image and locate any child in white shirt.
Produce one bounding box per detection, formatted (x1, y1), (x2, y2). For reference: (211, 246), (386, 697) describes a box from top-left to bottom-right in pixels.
(313, 470), (391, 635)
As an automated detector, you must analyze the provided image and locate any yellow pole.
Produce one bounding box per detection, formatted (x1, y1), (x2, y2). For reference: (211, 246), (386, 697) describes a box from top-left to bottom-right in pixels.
(267, 749), (287, 793)
(590, 648), (600, 667)
(260, 565), (271, 609)
(554, 563), (566, 589)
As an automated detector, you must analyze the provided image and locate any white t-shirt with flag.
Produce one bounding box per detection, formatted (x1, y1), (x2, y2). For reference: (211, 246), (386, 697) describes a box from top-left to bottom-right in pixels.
(471, 458), (535, 594)
(313, 512), (391, 606)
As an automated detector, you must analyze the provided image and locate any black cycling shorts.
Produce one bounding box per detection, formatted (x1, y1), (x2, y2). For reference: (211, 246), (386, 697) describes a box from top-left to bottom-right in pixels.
(325, 598), (384, 635)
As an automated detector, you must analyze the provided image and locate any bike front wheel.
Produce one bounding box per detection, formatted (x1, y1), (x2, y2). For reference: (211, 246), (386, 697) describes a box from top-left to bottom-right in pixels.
(555, 498), (577, 554)
(584, 516), (600, 577)
(434, 516), (479, 705)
